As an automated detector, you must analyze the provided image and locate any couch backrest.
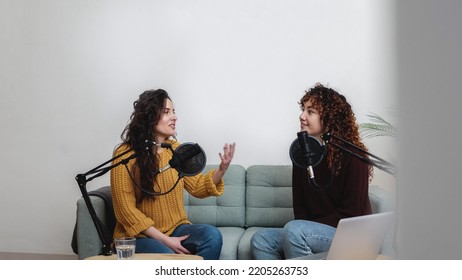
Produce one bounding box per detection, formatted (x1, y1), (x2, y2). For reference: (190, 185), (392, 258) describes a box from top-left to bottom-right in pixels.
(184, 164), (386, 228)
(184, 165), (246, 227)
(245, 165), (294, 227)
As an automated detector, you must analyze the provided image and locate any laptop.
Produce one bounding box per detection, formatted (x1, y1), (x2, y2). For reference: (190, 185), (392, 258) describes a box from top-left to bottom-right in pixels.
(292, 212), (394, 260)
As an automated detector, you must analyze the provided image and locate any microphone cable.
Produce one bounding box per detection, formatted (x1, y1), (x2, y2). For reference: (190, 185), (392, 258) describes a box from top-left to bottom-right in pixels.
(306, 166), (334, 192)
(121, 144), (182, 197)
(124, 163), (181, 196)
(119, 140), (206, 196)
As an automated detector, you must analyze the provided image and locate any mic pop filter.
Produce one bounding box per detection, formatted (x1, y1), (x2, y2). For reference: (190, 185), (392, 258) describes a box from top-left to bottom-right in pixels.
(173, 142), (207, 176)
(289, 132), (326, 169)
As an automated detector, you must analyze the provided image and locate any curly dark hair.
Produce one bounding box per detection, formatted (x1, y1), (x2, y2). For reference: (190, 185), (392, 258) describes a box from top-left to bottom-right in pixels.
(119, 89), (172, 201)
(299, 83), (373, 180)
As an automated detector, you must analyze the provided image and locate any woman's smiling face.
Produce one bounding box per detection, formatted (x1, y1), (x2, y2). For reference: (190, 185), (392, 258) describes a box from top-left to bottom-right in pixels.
(155, 98), (177, 142)
(299, 99), (323, 140)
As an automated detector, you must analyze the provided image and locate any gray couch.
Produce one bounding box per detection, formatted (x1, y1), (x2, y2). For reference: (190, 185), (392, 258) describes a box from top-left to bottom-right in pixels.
(74, 164), (395, 260)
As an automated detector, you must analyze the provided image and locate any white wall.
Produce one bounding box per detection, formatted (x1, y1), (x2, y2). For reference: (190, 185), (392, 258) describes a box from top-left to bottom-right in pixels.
(0, 0), (395, 255)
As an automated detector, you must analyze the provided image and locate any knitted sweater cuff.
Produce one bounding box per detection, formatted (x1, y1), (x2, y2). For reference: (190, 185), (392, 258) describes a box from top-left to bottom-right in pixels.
(125, 217), (155, 237)
(205, 170), (224, 196)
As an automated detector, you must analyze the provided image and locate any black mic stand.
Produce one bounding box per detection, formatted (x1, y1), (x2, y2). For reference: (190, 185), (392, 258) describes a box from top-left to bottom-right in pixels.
(322, 133), (396, 176)
(75, 141), (151, 256)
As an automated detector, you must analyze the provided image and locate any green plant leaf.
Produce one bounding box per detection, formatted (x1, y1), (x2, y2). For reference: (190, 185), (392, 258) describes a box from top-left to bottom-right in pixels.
(359, 113), (398, 139)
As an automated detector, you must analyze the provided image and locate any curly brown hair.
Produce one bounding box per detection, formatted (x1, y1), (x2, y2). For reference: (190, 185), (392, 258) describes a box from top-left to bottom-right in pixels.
(299, 83), (373, 180)
(119, 89), (172, 202)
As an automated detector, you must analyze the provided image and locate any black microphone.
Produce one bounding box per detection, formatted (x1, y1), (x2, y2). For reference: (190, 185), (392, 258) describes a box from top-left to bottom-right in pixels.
(159, 143), (206, 176)
(297, 131), (318, 181)
(289, 131), (328, 190)
(290, 131), (325, 169)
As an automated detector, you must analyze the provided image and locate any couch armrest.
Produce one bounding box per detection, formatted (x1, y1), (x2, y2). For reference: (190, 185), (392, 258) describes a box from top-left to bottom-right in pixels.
(75, 186), (115, 260)
(75, 196), (106, 259)
(369, 185), (396, 214)
(368, 185), (396, 257)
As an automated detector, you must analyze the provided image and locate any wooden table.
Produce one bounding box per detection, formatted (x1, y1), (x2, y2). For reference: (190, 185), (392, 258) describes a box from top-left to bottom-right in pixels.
(85, 253), (203, 260)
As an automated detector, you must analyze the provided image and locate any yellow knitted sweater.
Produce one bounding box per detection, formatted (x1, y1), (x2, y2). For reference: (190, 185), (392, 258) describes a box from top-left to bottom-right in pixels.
(110, 140), (224, 238)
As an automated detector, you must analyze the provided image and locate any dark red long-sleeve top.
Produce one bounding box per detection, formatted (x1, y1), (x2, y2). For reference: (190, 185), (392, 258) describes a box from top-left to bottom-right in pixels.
(292, 154), (372, 228)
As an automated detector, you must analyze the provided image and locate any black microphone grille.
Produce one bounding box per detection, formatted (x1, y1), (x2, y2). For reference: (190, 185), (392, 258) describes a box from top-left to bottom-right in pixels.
(174, 142), (207, 176)
(289, 133), (325, 169)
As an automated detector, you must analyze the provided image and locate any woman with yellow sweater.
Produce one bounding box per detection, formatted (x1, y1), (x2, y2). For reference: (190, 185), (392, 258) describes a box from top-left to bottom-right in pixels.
(110, 89), (235, 260)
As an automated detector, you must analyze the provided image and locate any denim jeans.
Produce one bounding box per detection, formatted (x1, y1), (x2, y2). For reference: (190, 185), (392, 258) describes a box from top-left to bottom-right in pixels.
(250, 220), (336, 259)
(135, 224), (223, 260)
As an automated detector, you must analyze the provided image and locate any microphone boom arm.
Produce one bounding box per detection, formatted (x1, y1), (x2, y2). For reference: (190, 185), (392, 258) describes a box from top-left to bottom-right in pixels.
(322, 133), (396, 176)
(75, 141), (153, 256)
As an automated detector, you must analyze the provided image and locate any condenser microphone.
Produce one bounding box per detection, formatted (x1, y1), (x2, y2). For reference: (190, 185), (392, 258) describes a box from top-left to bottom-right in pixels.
(159, 143), (206, 176)
(297, 131), (317, 180)
(289, 131), (325, 170)
(289, 131), (327, 190)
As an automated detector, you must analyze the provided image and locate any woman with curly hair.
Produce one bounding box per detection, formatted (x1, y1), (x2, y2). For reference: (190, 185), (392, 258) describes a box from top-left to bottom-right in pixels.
(251, 83), (372, 259)
(110, 89), (235, 260)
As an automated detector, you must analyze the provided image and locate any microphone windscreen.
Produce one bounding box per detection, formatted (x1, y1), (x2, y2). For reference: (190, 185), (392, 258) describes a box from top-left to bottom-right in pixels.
(289, 132), (325, 169)
(178, 143), (202, 162)
(174, 143), (207, 176)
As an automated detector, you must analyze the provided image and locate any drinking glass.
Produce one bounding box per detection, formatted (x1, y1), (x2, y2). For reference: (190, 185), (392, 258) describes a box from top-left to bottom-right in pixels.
(114, 237), (136, 260)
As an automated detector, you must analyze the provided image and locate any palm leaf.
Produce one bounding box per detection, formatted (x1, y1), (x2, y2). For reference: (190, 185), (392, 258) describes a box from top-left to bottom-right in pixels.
(359, 113), (398, 139)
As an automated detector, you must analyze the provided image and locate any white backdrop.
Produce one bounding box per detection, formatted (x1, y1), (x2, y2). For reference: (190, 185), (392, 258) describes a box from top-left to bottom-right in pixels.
(0, 0), (395, 255)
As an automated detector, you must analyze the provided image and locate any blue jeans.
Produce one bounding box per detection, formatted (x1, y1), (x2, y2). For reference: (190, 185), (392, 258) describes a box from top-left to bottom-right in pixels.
(135, 224), (223, 260)
(250, 220), (336, 259)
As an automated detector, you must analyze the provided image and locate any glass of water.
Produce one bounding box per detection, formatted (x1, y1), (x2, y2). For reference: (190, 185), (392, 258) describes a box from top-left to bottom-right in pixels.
(114, 237), (136, 260)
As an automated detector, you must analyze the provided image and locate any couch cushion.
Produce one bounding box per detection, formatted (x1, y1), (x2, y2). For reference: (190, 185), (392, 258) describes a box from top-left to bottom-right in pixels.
(184, 165), (246, 227)
(238, 227), (263, 260)
(245, 165), (294, 227)
(217, 227), (245, 260)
